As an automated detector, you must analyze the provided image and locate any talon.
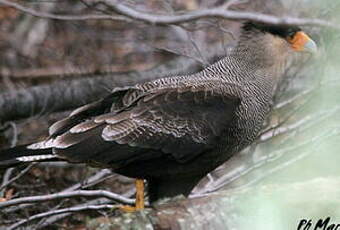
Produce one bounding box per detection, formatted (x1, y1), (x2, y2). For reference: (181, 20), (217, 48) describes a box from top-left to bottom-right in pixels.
(119, 205), (139, 212)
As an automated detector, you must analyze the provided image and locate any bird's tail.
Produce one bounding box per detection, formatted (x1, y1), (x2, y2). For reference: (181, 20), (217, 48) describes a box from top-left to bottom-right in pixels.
(0, 144), (57, 168)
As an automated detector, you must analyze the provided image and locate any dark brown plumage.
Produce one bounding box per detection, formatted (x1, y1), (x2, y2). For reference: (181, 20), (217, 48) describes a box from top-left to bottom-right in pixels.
(0, 22), (316, 204)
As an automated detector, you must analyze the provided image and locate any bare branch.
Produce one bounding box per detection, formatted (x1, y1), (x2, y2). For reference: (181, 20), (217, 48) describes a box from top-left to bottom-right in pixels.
(274, 87), (315, 109)
(36, 188), (136, 229)
(34, 198), (110, 229)
(0, 123), (20, 196)
(0, 0), (132, 22)
(7, 204), (117, 230)
(98, 0), (339, 29)
(0, 0), (337, 29)
(0, 163), (37, 192)
(62, 169), (113, 192)
(0, 189), (134, 209)
(2, 169), (113, 213)
(0, 168), (14, 197)
(194, 124), (340, 195)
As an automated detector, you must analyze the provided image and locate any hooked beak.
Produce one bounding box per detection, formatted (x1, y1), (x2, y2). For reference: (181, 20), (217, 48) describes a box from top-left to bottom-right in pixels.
(288, 31), (317, 54)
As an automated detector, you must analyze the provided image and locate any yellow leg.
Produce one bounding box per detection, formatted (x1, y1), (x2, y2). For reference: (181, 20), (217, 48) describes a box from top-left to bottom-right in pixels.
(135, 179), (145, 210)
(120, 179), (144, 212)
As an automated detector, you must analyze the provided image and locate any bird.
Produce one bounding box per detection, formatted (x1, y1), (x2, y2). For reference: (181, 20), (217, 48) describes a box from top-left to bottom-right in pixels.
(0, 21), (317, 211)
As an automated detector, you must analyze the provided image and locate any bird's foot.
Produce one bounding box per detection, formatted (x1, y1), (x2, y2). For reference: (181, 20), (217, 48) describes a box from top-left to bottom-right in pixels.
(119, 203), (144, 212)
(119, 205), (140, 212)
(119, 179), (145, 212)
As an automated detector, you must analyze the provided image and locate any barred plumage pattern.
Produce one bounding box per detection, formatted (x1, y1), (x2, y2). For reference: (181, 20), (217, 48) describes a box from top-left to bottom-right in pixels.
(0, 23), (294, 202)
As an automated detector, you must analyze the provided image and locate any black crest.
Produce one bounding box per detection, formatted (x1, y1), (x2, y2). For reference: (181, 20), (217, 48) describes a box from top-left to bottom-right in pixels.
(242, 21), (301, 38)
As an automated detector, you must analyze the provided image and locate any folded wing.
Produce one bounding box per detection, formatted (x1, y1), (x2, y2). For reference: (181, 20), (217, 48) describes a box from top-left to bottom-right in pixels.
(43, 78), (242, 167)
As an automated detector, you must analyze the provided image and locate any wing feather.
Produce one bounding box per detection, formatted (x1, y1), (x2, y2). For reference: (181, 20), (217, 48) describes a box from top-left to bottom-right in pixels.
(49, 77), (242, 165)
(99, 82), (241, 162)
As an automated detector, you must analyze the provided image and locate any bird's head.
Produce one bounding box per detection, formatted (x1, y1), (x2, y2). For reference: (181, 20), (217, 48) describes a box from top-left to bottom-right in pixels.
(240, 21), (317, 55)
(235, 21), (317, 73)
(234, 21), (317, 86)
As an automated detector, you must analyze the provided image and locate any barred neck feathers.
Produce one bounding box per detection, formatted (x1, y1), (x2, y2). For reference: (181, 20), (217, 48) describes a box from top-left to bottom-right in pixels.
(233, 25), (293, 77)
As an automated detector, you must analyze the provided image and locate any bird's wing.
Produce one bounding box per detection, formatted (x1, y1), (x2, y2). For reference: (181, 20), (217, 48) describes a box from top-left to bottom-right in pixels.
(37, 77), (242, 166)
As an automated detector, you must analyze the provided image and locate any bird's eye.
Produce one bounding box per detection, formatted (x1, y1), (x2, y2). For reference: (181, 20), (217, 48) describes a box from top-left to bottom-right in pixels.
(287, 30), (296, 39)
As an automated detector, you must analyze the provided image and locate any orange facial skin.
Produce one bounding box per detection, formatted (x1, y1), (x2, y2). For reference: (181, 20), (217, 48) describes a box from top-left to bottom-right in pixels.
(288, 31), (313, 51)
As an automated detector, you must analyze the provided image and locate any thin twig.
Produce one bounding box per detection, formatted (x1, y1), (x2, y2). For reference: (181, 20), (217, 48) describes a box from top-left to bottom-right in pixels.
(99, 0), (339, 29)
(194, 124), (340, 195)
(62, 169), (112, 192)
(3, 169), (113, 213)
(0, 0), (132, 22)
(0, 163), (37, 192)
(259, 97), (314, 141)
(0, 0), (337, 29)
(34, 199), (68, 230)
(187, 31), (209, 66)
(222, 0), (249, 10)
(0, 168), (14, 197)
(274, 87), (315, 109)
(35, 188), (136, 229)
(7, 204), (117, 230)
(0, 122), (20, 196)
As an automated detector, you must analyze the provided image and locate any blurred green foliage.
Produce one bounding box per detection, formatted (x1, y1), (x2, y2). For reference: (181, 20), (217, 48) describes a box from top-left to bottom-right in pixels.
(225, 1), (340, 229)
